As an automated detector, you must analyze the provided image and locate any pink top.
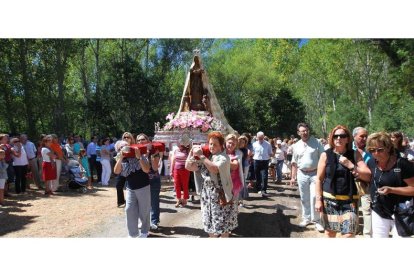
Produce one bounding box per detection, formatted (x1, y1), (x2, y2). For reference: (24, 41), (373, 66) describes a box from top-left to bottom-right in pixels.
(228, 152), (242, 195)
(174, 148), (189, 170)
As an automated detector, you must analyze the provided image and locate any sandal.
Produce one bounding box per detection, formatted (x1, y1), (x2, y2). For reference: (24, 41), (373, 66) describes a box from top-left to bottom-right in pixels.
(175, 199), (181, 207)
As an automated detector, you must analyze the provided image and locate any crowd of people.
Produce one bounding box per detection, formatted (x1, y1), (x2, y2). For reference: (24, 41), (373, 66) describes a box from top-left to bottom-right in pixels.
(0, 133), (120, 203)
(1, 123), (414, 238)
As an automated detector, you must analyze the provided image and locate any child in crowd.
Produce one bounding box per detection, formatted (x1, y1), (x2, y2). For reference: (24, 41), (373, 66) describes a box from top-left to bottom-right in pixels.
(0, 149), (8, 206)
(78, 149), (92, 189)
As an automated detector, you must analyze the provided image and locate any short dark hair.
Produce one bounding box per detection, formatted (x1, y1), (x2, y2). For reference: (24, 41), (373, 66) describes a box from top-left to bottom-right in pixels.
(297, 122), (309, 131)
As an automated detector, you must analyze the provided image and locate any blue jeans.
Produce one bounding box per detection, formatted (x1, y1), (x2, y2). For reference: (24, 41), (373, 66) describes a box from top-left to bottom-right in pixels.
(150, 175), (161, 225)
(254, 160), (269, 192)
(275, 160), (284, 182)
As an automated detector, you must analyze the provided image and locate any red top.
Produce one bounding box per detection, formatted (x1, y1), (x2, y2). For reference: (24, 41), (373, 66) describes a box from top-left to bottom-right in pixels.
(0, 144), (12, 162)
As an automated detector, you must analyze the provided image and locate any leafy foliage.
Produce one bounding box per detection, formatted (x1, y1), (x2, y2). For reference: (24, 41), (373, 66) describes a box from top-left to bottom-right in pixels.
(0, 39), (413, 140)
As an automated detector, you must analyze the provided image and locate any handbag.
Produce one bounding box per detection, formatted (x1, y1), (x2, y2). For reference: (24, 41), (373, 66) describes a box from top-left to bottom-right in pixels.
(394, 202), (414, 237)
(217, 172), (233, 206)
(218, 188), (233, 206)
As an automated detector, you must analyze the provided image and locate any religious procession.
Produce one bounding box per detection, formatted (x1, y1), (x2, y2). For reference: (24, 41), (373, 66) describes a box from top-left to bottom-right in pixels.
(1, 41), (414, 239)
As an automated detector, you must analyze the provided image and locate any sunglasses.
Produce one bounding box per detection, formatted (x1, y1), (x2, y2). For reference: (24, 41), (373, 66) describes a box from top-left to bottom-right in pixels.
(333, 134), (348, 139)
(123, 136), (131, 140)
(368, 147), (385, 153)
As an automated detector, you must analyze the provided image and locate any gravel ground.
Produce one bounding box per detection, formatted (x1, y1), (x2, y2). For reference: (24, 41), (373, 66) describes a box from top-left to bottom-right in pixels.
(1, 174), (332, 238)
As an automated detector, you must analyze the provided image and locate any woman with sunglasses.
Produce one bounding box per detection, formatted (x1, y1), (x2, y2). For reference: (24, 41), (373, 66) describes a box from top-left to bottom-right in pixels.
(115, 132), (136, 208)
(136, 133), (162, 230)
(315, 125), (371, 237)
(366, 132), (414, 238)
(114, 133), (151, 238)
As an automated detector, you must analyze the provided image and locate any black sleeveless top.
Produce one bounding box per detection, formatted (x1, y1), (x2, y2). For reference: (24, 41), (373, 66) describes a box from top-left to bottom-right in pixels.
(322, 148), (357, 197)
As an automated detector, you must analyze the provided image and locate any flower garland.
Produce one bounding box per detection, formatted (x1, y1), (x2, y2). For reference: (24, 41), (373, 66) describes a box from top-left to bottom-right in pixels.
(163, 111), (224, 133)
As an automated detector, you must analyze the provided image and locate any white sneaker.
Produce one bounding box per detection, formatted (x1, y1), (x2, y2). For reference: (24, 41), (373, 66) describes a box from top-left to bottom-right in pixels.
(150, 223), (158, 230)
(299, 219), (311, 228)
(315, 223), (325, 232)
(138, 233), (148, 238)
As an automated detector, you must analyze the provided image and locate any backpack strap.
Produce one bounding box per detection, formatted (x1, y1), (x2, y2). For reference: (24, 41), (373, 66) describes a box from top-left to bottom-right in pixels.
(395, 157), (402, 185)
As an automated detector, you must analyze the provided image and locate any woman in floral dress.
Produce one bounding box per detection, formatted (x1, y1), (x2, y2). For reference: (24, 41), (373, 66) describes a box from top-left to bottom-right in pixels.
(185, 131), (238, 237)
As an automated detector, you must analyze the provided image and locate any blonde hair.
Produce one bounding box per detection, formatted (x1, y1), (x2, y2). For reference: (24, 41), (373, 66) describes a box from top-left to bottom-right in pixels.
(225, 134), (239, 150)
(238, 135), (248, 144)
(367, 132), (395, 155)
(136, 133), (149, 142)
(122, 132), (136, 144)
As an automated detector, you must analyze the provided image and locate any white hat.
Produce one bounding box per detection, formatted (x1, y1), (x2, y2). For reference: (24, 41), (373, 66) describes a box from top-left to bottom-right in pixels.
(276, 140), (282, 145)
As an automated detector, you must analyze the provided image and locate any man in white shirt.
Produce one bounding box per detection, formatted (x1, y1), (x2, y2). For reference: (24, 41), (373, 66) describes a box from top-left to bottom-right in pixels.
(20, 134), (42, 189)
(290, 123), (325, 232)
(252, 131), (273, 197)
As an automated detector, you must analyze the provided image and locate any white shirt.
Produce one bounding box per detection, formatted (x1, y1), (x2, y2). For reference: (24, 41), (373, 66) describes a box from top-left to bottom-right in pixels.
(291, 136), (324, 170)
(42, 147), (52, 162)
(252, 140), (273, 161)
(274, 147), (286, 161)
(12, 146), (29, 166)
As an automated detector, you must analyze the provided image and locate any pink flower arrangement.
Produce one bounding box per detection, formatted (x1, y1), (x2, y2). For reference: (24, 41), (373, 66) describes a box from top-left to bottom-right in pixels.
(163, 111), (224, 132)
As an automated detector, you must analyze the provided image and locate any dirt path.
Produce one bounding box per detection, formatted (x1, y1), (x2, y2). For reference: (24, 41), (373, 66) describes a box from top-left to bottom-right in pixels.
(1, 177), (331, 238)
(83, 180), (327, 238)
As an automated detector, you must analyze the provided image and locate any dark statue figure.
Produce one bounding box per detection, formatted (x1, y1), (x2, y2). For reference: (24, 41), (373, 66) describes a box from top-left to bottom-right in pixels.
(189, 56), (208, 111)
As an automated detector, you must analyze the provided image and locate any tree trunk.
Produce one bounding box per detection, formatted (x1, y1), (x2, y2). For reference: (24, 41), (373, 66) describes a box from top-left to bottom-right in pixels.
(19, 39), (37, 138)
(2, 46), (17, 133)
(55, 40), (69, 136)
(90, 39), (101, 135)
